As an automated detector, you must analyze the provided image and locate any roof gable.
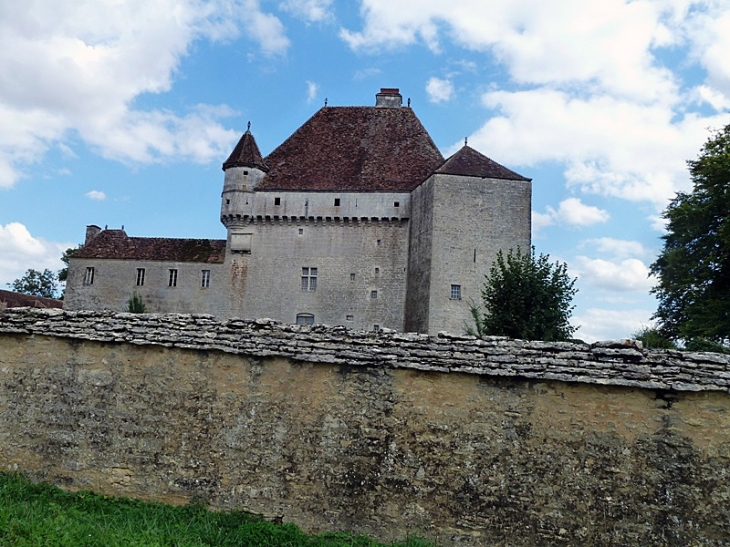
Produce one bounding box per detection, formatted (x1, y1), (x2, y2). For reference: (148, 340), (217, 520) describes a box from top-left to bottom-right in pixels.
(436, 146), (531, 181)
(258, 106), (444, 192)
(0, 289), (63, 309)
(73, 230), (226, 263)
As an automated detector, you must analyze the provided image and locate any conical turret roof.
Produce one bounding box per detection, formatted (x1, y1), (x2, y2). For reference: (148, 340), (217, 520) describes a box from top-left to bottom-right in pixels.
(222, 124), (268, 171)
(436, 145), (530, 181)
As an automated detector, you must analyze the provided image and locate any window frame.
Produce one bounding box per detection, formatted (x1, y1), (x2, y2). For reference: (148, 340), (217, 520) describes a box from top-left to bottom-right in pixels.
(201, 269), (211, 289)
(168, 269), (178, 287)
(301, 267), (318, 291)
(83, 267), (95, 286)
(136, 268), (145, 287)
(450, 284), (462, 300)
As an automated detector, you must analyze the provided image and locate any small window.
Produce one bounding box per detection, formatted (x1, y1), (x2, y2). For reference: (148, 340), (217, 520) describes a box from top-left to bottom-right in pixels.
(350, 273), (356, 281)
(376, 239), (382, 246)
(346, 315), (354, 322)
(371, 290), (378, 299)
(136, 268), (145, 286)
(296, 313), (314, 326)
(301, 267), (317, 291)
(243, 170), (249, 175)
(450, 284), (462, 300)
(394, 201), (399, 208)
(274, 197), (281, 206)
(373, 324), (380, 332)
(168, 269), (178, 287)
(334, 198), (341, 206)
(298, 228), (304, 235)
(374, 267), (380, 275)
(226, 199), (230, 204)
(84, 267), (95, 285)
(201, 270), (210, 289)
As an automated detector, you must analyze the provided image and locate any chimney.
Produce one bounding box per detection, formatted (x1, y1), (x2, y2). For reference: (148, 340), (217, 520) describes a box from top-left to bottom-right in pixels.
(375, 88), (402, 108)
(85, 225), (101, 245)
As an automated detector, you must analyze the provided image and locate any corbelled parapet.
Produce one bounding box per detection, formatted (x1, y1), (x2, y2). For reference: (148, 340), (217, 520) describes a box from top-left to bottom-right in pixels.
(2, 308), (728, 393)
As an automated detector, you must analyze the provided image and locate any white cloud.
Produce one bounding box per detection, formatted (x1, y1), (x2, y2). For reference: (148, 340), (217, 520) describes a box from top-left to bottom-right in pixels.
(306, 80), (319, 103)
(86, 190), (106, 201)
(533, 197), (609, 231)
(573, 256), (654, 292)
(425, 77), (454, 103)
(573, 308), (655, 343)
(280, 0), (334, 22)
(584, 237), (648, 259)
(0, 223), (72, 287)
(0, 0), (287, 187)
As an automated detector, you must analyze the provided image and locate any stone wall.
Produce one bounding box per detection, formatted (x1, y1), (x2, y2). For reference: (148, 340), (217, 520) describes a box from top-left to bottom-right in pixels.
(2, 308), (730, 546)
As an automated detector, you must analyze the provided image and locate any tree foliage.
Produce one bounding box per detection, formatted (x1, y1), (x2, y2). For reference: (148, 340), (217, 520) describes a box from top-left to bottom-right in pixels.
(126, 293), (147, 313)
(58, 246), (81, 282)
(7, 268), (60, 299)
(650, 124), (730, 346)
(631, 326), (677, 350)
(468, 246), (578, 341)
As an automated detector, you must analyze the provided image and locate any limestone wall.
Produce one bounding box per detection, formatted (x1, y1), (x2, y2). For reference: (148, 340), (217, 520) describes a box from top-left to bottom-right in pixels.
(2, 308), (730, 546)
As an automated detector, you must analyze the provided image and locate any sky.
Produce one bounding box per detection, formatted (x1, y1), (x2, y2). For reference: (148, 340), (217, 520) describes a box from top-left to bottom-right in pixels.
(1, 0), (729, 342)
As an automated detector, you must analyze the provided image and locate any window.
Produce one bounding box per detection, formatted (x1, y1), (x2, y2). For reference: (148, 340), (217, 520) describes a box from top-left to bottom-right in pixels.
(350, 273), (356, 281)
(301, 267), (317, 291)
(346, 315), (354, 322)
(168, 269), (178, 287)
(373, 324), (380, 332)
(226, 199), (230, 204)
(450, 284), (462, 300)
(394, 201), (399, 208)
(274, 197), (281, 205)
(243, 170), (249, 175)
(201, 270), (210, 288)
(374, 267), (380, 275)
(136, 268), (145, 286)
(334, 198), (341, 206)
(296, 313), (314, 326)
(84, 267), (95, 285)
(376, 239), (382, 246)
(371, 290), (378, 299)
(298, 228), (304, 235)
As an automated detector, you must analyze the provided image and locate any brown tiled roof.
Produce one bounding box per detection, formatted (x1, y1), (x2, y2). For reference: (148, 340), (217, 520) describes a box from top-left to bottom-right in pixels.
(222, 127), (268, 171)
(436, 146), (531, 181)
(73, 230), (226, 263)
(0, 289), (63, 309)
(258, 106), (444, 192)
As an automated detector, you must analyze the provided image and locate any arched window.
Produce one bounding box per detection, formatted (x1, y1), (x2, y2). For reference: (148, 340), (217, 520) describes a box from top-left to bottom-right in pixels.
(296, 313), (314, 326)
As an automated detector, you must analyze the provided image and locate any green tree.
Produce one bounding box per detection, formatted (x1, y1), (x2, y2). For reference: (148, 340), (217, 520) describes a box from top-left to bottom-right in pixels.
(631, 326), (677, 350)
(58, 245), (82, 282)
(126, 292), (147, 313)
(7, 268), (60, 299)
(650, 124), (730, 346)
(468, 246), (578, 341)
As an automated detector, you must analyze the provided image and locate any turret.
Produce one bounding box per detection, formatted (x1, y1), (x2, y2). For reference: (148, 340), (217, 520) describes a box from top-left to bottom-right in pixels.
(220, 122), (268, 230)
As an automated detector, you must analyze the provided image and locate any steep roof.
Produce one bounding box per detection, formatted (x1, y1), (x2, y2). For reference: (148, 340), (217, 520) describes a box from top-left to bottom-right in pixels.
(258, 106), (445, 192)
(222, 126), (268, 171)
(0, 289), (63, 309)
(436, 146), (531, 182)
(73, 229), (226, 263)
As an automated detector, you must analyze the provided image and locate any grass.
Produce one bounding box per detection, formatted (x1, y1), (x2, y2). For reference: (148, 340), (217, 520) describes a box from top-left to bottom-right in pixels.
(0, 473), (433, 547)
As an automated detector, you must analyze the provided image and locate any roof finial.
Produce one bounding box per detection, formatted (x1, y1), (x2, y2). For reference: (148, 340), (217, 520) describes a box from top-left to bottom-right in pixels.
(407, 98), (411, 107)
(324, 97), (328, 107)
(247, 121), (251, 132)
(464, 137), (468, 147)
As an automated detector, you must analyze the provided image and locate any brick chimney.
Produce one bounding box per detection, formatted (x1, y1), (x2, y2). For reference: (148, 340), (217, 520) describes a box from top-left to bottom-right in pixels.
(375, 88), (402, 108)
(85, 225), (101, 245)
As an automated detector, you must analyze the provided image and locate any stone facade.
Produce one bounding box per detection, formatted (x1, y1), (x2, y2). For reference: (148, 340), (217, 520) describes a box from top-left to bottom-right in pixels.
(64, 88), (531, 334)
(2, 308), (730, 546)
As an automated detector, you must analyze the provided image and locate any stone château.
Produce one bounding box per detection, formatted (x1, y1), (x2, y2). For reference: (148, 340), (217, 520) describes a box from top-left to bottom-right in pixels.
(64, 88), (531, 334)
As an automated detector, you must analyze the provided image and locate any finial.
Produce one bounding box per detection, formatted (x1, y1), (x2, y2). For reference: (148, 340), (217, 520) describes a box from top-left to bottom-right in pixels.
(104, 224), (108, 230)
(247, 121), (251, 132)
(324, 97), (328, 107)
(464, 137), (468, 147)
(121, 224), (124, 230)
(408, 98), (411, 107)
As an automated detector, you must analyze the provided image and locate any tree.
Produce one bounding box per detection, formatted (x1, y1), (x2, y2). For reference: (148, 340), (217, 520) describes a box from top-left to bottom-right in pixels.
(58, 246), (82, 282)
(126, 293), (147, 313)
(7, 268), (60, 299)
(468, 246), (578, 341)
(650, 124), (730, 346)
(631, 326), (677, 350)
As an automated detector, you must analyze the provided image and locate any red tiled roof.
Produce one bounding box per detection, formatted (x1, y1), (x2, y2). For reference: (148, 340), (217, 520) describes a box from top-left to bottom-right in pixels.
(0, 289), (63, 309)
(222, 127), (268, 171)
(258, 106), (444, 192)
(73, 230), (226, 263)
(436, 146), (531, 181)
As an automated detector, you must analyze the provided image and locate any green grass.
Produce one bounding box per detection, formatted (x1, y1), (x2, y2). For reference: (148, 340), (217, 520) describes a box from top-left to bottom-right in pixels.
(0, 473), (432, 547)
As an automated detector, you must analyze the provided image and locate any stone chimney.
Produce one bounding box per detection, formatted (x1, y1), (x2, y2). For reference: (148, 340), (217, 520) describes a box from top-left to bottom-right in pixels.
(85, 225), (101, 245)
(375, 88), (402, 108)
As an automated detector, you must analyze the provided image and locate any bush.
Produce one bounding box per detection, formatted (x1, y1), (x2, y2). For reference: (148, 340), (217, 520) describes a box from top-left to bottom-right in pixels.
(632, 327), (677, 350)
(126, 293), (147, 313)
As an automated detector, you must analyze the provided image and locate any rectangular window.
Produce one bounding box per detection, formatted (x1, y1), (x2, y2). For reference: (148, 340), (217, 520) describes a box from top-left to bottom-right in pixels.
(371, 290), (378, 299)
(201, 270), (210, 288)
(394, 201), (399, 208)
(376, 239), (382, 246)
(346, 315), (354, 322)
(296, 313), (314, 326)
(373, 324), (380, 332)
(136, 268), (145, 286)
(450, 284), (462, 300)
(334, 198), (341, 206)
(301, 267), (317, 291)
(168, 269), (178, 287)
(83, 267), (95, 285)
(374, 267), (380, 275)
(274, 197), (281, 205)
(350, 273), (356, 281)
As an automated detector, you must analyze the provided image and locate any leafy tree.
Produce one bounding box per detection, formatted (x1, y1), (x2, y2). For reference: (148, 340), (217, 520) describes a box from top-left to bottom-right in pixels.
(631, 326), (677, 350)
(7, 268), (59, 299)
(58, 245), (82, 282)
(650, 124), (730, 347)
(468, 246), (578, 341)
(126, 293), (147, 313)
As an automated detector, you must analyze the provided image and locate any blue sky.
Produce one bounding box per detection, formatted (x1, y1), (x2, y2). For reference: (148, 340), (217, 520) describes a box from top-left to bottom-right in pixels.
(1, 0), (729, 341)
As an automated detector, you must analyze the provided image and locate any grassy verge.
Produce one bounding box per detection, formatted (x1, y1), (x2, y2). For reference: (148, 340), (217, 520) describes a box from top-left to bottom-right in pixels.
(0, 473), (432, 547)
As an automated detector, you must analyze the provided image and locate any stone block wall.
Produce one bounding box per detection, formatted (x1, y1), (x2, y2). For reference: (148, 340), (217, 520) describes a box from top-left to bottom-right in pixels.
(2, 308), (730, 546)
